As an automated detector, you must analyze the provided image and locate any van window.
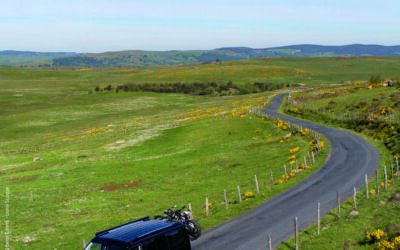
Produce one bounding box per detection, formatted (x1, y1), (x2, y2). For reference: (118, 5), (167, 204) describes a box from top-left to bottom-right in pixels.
(84, 243), (123, 250)
(142, 237), (157, 250)
(166, 229), (187, 249)
(142, 235), (169, 250)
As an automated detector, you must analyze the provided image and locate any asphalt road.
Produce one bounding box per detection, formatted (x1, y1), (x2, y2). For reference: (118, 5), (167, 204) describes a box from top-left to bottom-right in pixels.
(191, 93), (380, 250)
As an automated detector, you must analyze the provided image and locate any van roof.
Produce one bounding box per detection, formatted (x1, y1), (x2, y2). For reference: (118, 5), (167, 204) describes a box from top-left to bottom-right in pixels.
(91, 217), (184, 247)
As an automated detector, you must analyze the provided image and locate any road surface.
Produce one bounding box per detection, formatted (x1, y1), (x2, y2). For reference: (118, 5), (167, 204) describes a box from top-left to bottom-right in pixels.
(192, 93), (380, 250)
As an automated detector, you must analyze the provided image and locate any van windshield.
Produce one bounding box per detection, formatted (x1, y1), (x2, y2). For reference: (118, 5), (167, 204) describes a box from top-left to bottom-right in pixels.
(84, 242), (124, 250)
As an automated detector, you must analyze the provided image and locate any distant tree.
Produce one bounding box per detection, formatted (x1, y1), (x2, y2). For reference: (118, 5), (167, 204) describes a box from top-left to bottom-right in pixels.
(104, 85), (112, 91)
(369, 74), (382, 84)
(325, 100), (337, 112)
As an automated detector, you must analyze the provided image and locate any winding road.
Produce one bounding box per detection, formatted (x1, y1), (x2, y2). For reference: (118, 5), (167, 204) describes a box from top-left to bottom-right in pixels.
(192, 93), (380, 250)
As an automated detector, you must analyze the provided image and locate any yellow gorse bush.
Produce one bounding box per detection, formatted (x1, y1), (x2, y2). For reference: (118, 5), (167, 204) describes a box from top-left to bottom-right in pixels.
(380, 180), (392, 188)
(299, 128), (309, 136)
(275, 119), (289, 130)
(176, 108), (224, 121)
(373, 236), (400, 250)
(393, 236), (400, 246)
(375, 240), (395, 250)
(244, 191), (255, 199)
(289, 147), (300, 153)
(274, 170), (298, 185)
(366, 229), (387, 243)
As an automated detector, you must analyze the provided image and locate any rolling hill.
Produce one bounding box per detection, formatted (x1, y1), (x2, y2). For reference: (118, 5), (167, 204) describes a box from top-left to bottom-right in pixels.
(1, 44), (400, 67)
(0, 50), (77, 66)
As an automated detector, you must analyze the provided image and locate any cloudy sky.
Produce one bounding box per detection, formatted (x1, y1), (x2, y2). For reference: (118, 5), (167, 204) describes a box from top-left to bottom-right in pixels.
(1, 0), (399, 52)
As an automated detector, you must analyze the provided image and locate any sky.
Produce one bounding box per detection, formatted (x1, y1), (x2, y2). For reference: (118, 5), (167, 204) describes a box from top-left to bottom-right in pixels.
(1, 0), (399, 52)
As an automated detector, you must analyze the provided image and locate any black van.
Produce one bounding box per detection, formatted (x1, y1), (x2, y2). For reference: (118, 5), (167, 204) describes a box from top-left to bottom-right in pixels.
(84, 216), (191, 250)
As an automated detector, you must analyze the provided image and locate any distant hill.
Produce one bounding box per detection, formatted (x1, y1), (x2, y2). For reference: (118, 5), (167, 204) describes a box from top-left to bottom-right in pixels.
(0, 50), (77, 66)
(1, 44), (400, 67)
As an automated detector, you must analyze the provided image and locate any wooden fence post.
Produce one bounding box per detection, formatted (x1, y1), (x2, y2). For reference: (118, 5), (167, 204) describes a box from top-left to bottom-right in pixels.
(254, 175), (260, 194)
(224, 189), (229, 210)
(304, 155), (307, 169)
(267, 234), (272, 250)
(317, 202), (320, 235)
(312, 151), (315, 164)
(353, 187), (357, 209)
(384, 165), (388, 190)
(237, 185), (242, 203)
(337, 191), (341, 222)
(294, 216), (299, 250)
(365, 174), (369, 199)
(205, 197), (209, 216)
(376, 169), (380, 194)
(284, 165), (288, 181)
(188, 203), (192, 217)
(391, 161), (394, 180)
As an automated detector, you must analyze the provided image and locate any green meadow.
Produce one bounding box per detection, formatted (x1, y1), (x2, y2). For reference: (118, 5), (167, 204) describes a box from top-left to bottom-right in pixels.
(0, 63), (329, 248)
(280, 83), (400, 249)
(1, 56), (399, 249)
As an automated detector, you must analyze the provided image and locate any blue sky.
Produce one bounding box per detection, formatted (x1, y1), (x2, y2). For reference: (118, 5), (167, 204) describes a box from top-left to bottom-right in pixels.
(1, 0), (399, 52)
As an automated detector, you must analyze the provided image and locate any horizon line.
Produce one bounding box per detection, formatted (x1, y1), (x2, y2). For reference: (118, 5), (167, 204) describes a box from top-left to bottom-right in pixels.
(1, 43), (400, 54)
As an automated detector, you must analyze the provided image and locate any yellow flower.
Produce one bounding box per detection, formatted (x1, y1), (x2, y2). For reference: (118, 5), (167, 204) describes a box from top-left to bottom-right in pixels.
(244, 191), (255, 199)
(392, 236), (400, 246)
(300, 128), (309, 136)
(375, 240), (394, 250)
(366, 229), (386, 243)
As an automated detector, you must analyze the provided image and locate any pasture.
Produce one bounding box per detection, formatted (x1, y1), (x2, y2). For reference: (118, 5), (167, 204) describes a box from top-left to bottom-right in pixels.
(1, 56), (399, 248)
(0, 65), (327, 248)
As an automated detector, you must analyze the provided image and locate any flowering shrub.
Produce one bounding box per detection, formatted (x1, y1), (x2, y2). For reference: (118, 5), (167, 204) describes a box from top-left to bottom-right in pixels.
(244, 191), (255, 199)
(373, 236), (400, 250)
(380, 180), (392, 188)
(374, 240), (395, 250)
(299, 128), (309, 136)
(274, 170), (297, 185)
(275, 119), (289, 130)
(366, 229), (387, 243)
(393, 236), (400, 246)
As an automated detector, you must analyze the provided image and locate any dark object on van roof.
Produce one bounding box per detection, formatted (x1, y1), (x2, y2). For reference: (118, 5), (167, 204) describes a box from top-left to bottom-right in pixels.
(85, 216), (191, 250)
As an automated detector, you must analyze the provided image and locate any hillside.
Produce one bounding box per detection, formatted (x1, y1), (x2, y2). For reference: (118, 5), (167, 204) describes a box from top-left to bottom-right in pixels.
(1, 44), (400, 67)
(0, 50), (77, 66)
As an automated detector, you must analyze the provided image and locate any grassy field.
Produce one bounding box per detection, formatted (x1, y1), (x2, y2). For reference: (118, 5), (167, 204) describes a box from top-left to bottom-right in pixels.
(280, 84), (400, 249)
(2, 56), (400, 87)
(1, 56), (399, 249)
(0, 64), (330, 249)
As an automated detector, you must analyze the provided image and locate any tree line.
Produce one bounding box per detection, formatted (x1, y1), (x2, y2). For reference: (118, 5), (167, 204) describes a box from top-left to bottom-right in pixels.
(94, 81), (295, 96)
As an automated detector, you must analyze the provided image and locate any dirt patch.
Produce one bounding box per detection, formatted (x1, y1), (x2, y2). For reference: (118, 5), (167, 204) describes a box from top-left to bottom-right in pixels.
(102, 180), (142, 192)
(103, 124), (178, 151)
